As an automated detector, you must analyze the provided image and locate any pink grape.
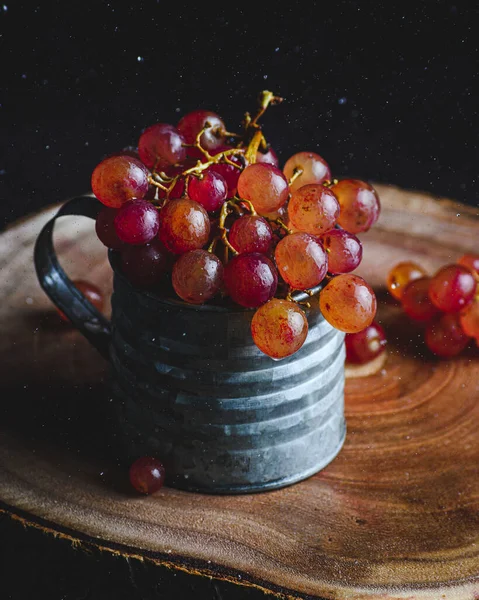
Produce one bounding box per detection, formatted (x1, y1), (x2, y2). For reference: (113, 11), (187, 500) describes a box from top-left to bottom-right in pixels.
(320, 274), (377, 333)
(283, 151), (331, 192)
(237, 163), (289, 214)
(91, 155), (149, 208)
(288, 184), (340, 235)
(275, 232), (328, 290)
(138, 123), (187, 171)
(251, 299), (308, 359)
(332, 179), (380, 233)
(256, 147), (279, 166)
(319, 229), (363, 274)
(158, 198), (210, 254)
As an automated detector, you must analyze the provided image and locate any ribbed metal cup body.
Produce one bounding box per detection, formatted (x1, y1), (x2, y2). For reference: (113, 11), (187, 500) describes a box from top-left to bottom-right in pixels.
(109, 273), (346, 494)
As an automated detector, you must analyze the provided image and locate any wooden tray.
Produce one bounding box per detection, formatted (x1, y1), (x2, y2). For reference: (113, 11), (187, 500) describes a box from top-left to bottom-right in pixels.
(0, 185), (478, 599)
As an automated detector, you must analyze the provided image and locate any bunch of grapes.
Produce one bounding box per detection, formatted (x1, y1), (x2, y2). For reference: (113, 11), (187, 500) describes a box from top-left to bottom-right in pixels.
(92, 91), (380, 359)
(387, 256), (479, 357)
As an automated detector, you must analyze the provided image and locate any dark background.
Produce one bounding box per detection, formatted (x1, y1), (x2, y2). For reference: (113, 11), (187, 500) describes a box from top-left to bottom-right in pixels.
(1, 1), (478, 230)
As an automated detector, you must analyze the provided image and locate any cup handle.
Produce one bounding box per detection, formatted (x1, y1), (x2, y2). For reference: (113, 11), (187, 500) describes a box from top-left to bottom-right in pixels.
(34, 195), (112, 359)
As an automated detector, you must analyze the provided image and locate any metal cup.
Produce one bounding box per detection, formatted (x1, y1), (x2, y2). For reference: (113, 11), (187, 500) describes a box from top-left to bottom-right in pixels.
(35, 196), (346, 494)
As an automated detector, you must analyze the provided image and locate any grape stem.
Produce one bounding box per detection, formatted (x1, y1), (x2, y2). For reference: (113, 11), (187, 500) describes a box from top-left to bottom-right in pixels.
(322, 178), (339, 188)
(286, 276), (335, 305)
(207, 200), (239, 258)
(148, 174), (169, 192)
(249, 91), (283, 127)
(245, 130), (264, 165)
(264, 216), (293, 235)
(231, 196), (257, 216)
(181, 126), (245, 169)
(243, 91), (282, 164)
(207, 197), (260, 258)
(152, 91), (282, 204)
(288, 167), (304, 187)
(285, 290), (311, 309)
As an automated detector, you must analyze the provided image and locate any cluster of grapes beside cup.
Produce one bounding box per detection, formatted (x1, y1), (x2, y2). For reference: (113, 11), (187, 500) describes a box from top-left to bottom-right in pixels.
(387, 257), (479, 358)
(91, 91), (380, 360)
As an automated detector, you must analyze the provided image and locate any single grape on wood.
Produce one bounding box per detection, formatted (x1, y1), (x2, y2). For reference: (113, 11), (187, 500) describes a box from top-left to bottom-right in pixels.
(129, 456), (166, 495)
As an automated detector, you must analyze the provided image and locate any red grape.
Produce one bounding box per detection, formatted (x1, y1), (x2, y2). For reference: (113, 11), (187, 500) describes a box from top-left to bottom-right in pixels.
(283, 151), (331, 192)
(120, 239), (169, 288)
(288, 184), (340, 235)
(332, 179), (380, 233)
(229, 215), (273, 254)
(319, 274), (377, 333)
(224, 253), (278, 308)
(138, 123), (186, 171)
(91, 155), (149, 208)
(457, 254), (479, 276)
(275, 232), (328, 290)
(177, 109), (226, 155)
(237, 163), (289, 214)
(58, 280), (104, 322)
(345, 321), (387, 364)
(401, 277), (439, 322)
(188, 171), (227, 212)
(95, 206), (124, 250)
(158, 198), (210, 254)
(208, 150), (244, 198)
(428, 264), (476, 313)
(144, 183), (157, 200)
(129, 456), (166, 495)
(319, 229), (362, 274)
(256, 147), (279, 167)
(262, 204), (289, 223)
(459, 299), (479, 338)
(425, 313), (470, 358)
(172, 249), (224, 304)
(157, 172), (186, 201)
(109, 146), (140, 160)
(251, 299), (308, 359)
(387, 261), (427, 301)
(114, 199), (160, 245)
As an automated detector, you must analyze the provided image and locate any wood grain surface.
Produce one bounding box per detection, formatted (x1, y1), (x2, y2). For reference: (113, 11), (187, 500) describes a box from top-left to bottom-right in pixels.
(0, 185), (478, 599)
